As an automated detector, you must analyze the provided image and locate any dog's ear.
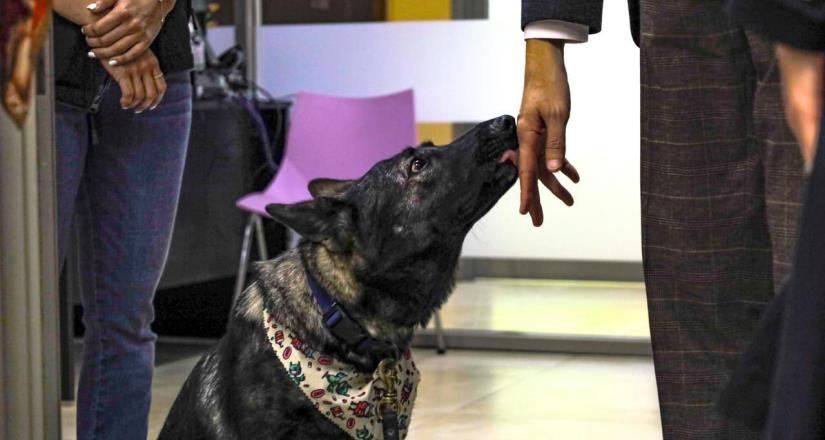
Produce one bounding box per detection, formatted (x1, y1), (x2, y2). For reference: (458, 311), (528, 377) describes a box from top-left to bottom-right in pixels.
(265, 198), (354, 252)
(308, 178), (355, 199)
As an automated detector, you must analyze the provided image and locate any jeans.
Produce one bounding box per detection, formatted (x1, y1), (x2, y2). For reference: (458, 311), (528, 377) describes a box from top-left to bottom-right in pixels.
(56, 72), (192, 440)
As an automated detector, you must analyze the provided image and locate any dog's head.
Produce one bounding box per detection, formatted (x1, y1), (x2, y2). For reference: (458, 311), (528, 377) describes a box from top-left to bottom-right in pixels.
(266, 115), (518, 324)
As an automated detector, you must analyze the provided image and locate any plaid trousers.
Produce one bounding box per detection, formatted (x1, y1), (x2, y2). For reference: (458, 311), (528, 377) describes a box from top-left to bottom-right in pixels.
(640, 1), (805, 438)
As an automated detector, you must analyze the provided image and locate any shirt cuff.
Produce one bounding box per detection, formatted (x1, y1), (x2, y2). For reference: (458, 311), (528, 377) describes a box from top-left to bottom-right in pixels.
(524, 20), (589, 43)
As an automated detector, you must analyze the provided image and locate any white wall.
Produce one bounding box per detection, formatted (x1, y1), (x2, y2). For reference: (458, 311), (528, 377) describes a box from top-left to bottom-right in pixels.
(209, 0), (641, 262)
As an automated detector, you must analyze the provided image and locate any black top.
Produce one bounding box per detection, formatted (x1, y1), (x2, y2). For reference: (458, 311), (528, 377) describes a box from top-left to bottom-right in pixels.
(53, 0), (193, 110)
(719, 114), (825, 437)
(520, 0), (640, 46)
(718, 0), (825, 435)
(727, 0), (825, 51)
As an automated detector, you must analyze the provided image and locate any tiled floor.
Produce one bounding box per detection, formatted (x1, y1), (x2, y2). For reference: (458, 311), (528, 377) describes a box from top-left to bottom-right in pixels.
(61, 349), (662, 439)
(408, 351), (661, 439)
(61, 279), (662, 439)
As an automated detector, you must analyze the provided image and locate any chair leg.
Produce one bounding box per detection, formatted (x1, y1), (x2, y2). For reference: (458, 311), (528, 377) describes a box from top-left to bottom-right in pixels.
(253, 214), (269, 261)
(434, 311), (447, 355)
(231, 214), (255, 316)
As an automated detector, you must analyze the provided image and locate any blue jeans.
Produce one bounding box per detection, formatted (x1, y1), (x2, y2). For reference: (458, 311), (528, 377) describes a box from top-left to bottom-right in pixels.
(57, 72), (192, 440)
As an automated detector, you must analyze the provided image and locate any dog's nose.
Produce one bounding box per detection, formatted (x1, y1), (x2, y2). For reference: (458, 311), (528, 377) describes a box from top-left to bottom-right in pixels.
(490, 115), (515, 134)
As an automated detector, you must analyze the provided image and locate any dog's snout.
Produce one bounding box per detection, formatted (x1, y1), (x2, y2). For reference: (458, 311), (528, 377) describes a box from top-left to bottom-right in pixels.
(490, 115), (515, 134)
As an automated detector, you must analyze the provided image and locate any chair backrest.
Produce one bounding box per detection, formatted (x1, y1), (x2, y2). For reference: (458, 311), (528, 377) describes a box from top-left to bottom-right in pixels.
(262, 90), (416, 204)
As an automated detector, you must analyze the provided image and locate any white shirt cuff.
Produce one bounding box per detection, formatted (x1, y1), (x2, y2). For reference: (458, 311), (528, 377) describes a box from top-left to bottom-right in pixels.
(524, 20), (589, 43)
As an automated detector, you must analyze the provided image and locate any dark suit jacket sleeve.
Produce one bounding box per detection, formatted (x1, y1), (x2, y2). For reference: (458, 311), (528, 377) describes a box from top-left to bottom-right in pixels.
(521, 0), (605, 34)
(728, 0), (825, 51)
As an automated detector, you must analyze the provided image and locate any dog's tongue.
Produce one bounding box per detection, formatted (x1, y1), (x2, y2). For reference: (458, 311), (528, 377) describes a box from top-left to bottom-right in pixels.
(498, 150), (519, 168)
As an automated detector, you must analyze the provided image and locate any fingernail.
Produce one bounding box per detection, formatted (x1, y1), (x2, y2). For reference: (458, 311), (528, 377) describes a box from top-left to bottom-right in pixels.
(135, 110), (143, 114)
(150, 105), (158, 111)
(86, 3), (97, 10)
(108, 59), (118, 66)
(87, 51), (96, 59)
(80, 27), (86, 35)
(547, 159), (562, 170)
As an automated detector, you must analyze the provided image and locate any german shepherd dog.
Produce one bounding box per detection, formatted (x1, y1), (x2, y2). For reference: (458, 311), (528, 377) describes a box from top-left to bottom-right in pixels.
(158, 115), (519, 439)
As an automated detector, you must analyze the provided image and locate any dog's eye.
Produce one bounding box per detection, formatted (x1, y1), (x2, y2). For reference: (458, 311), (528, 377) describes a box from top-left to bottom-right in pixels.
(410, 158), (427, 174)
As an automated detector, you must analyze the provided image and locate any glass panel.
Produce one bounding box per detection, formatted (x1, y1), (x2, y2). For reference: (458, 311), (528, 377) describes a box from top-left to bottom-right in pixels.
(430, 279), (649, 339)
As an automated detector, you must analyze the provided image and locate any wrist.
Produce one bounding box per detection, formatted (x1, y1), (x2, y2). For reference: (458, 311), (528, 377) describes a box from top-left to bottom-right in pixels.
(525, 39), (566, 85)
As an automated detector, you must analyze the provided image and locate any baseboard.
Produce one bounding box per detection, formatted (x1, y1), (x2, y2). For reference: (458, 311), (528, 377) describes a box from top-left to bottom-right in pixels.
(457, 258), (644, 282)
(414, 329), (652, 356)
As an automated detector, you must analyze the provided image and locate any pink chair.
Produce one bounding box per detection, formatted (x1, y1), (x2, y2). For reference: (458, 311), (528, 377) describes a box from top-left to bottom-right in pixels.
(232, 90), (447, 352)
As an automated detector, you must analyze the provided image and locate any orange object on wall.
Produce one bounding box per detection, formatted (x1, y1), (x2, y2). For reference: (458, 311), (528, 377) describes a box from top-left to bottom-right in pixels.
(1, 0), (52, 127)
(416, 123), (455, 145)
(386, 0), (451, 21)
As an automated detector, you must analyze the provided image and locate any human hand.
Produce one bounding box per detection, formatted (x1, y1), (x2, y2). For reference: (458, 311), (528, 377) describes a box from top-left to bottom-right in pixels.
(775, 43), (824, 171)
(101, 49), (166, 112)
(83, 0), (169, 66)
(517, 39), (580, 226)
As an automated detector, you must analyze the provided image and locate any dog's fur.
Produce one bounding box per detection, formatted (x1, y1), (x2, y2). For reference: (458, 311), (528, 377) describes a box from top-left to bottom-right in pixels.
(158, 116), (519, 439)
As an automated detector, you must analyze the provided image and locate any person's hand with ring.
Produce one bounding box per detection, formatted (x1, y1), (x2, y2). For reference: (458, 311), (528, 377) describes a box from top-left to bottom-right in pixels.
(102, 49), (167, 113)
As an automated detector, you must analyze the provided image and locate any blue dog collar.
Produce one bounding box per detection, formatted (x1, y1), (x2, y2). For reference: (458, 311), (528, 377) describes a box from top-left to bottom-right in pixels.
(305, 269), (384, 355)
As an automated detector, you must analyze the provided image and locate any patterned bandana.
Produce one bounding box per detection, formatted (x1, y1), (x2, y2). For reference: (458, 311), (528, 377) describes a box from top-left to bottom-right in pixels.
(263, 309), (420, 440)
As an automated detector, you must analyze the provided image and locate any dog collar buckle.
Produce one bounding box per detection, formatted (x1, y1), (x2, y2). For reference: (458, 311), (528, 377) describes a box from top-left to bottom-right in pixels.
(322, 304), (368, 348)
(307, 268), (379, 355)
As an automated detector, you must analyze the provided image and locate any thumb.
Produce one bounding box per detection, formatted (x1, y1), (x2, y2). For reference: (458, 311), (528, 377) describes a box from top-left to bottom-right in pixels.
(85, 0), (116, 13)
(544, 111), (568, 172)
(516, 113), (544, 216)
